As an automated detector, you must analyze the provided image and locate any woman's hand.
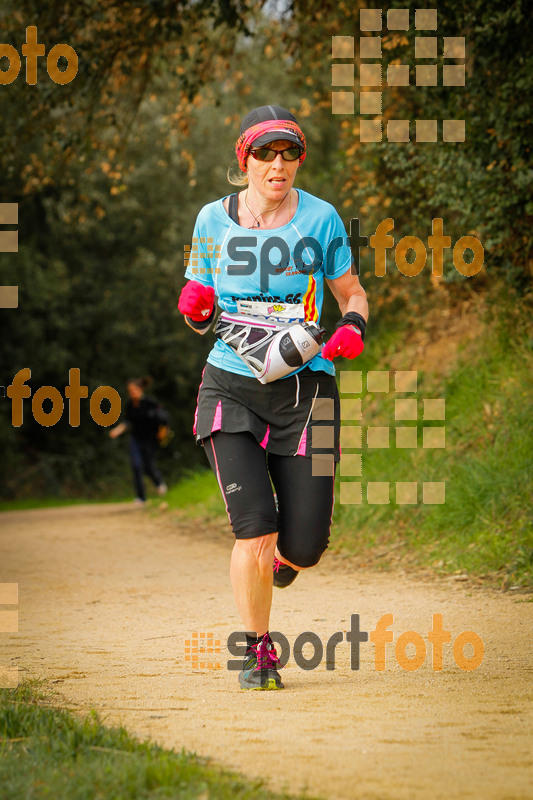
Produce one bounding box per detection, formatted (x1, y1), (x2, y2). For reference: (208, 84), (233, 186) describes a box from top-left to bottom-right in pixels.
(324, 269), (368, 359)
(109, 422), (127, 439)
(178, 280), (215, 322)
(322, 325), (364, 360)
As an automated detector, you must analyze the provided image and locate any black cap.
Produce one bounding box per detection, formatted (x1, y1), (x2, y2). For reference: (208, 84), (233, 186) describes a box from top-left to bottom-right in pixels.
(239, 105), (303, 148)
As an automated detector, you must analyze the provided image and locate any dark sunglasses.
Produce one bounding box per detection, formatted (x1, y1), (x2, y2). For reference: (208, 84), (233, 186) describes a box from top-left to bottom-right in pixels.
(249, 146), (302, 162)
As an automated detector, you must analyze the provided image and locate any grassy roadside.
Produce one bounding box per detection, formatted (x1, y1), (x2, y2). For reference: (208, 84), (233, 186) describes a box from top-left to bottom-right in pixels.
(333, 287), (533, 589)
(0, 471), (223, 515)
(0, 683), (319, 800)
(3, 285), (531, 588)
(0, 495), (132, 512)
(160, 286), (533, 589)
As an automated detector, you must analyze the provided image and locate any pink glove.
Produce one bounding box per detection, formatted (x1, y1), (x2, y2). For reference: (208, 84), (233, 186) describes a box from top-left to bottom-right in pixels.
(322, 325), (364, 360)
(178, 280), (215, 322)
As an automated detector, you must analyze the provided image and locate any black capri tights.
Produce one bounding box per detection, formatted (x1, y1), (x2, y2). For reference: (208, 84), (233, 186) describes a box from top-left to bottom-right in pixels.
(203, 431), (335, 568)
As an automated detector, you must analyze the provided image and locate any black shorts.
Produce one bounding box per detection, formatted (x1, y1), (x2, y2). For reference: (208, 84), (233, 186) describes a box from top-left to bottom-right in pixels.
(194, 363), (340, 461)
(203, 431), (335, 566)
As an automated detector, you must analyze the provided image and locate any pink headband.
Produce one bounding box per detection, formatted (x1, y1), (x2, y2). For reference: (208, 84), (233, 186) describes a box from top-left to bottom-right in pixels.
(235, 119), (307, 171)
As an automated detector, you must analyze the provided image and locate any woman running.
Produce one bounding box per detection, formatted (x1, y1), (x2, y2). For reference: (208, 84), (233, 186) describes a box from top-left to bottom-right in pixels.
(109, 377), (168, 505)
(178, 105), (368, 689)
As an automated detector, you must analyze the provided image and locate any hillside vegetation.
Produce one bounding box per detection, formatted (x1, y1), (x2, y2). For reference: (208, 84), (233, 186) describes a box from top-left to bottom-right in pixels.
(165, 282), (533, 589)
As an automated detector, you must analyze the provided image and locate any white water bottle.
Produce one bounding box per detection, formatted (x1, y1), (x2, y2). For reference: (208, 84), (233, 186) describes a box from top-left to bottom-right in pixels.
(255, 322), (325, 383)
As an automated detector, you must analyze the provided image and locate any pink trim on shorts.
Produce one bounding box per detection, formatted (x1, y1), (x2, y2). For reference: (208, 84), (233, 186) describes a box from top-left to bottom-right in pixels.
(259, 425), (270, 449)
(211, 400), (222, 433)
(296, 427), (307, 456)
(193, 366), (206, 436)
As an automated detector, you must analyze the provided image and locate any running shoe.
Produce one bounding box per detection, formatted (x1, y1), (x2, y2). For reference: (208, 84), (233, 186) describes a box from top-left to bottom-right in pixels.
(157, 482), (168, 496)
(273, 557), (299, 588)
(238, 633), (284, 690)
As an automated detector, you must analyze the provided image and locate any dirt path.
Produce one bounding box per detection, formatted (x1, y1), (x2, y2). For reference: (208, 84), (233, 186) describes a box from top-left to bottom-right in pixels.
(0, 504), (532, 799)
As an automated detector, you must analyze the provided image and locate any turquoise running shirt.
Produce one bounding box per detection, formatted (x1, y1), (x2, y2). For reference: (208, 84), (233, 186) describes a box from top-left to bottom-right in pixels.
(184, 188), (353, 378)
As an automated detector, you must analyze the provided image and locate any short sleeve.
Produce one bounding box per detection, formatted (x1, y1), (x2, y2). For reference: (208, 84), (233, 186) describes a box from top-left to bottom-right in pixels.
(323, 209), (353, 280)
(184, 207), (216, 287)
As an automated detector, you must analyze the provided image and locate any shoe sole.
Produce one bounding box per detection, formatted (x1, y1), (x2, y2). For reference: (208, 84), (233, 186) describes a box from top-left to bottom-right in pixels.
(272, 561), (299, 589)
(239, 677), (284, 690)
(273, 573), (298, 589)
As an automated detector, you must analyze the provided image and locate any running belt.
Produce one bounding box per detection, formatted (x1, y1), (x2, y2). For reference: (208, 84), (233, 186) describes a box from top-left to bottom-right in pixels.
(214, 313), (324, 383)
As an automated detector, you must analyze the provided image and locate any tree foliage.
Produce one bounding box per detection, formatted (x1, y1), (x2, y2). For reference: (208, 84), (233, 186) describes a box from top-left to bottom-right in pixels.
(0, 0), (257, 496)
(283, 0), (533, 286)
(1, 0), (530, 498)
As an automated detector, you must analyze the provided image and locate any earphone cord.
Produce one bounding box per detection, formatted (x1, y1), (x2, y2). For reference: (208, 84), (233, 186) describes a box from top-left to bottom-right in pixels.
(245, 190), (291, 229)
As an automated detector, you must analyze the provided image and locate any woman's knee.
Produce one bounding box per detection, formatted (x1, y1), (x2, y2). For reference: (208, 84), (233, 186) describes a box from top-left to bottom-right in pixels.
(279, 532), (329, 569)
(234, 532), (277, 569)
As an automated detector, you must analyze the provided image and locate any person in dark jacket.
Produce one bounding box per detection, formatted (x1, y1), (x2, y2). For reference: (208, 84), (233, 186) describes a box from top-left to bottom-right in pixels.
(109, 377), (168, 505)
